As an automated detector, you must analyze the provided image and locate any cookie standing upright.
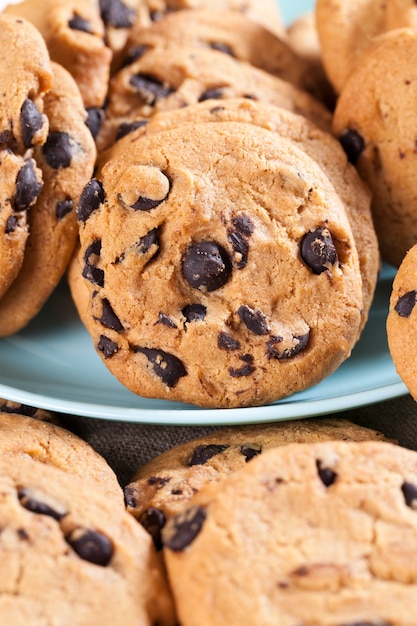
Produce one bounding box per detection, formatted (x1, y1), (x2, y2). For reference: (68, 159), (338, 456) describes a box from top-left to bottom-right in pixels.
(333, 27), (417, 267)
(0, 61), (96, 337)
(76, 121), (363, 408)
(163, 440), (417, 625)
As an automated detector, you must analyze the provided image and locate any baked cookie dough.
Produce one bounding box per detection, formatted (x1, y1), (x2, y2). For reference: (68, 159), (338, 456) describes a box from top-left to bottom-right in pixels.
(163, 440), (417, 625)
(0, 454), (175, 625)
(75, 121), (363, 408)
(333, 27), (417, 267)
(125, 418), (391, 548)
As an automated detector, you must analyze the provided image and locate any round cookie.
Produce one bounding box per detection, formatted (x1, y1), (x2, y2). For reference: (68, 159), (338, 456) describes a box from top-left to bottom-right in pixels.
(0, 61), (96, 337)
(0, 411), (123, 504)
(162, 440), (417, 625)
(0, 455), (175, 625)
(124, 418), (392, 548)
(3, 0), (112, 110)
(97, 44), (332, 150)
(332, 27), (417, 268)
(76, 121), (363, 408)
(387, 242), (417, 400)
(99, 98), (378, 334)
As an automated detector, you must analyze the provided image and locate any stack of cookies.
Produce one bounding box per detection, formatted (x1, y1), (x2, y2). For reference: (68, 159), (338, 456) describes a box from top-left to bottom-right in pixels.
(0, 0), (383, 409)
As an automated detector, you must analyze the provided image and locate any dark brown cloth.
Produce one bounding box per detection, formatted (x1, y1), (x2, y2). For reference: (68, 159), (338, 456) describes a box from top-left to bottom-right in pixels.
(59, 393), (417, 488)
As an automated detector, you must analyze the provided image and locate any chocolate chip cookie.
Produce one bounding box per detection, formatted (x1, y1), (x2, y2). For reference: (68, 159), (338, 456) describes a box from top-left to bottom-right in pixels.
(163, 440), (417, 625)
(125, 418), (391, 549)
(75, 121), (363, 408)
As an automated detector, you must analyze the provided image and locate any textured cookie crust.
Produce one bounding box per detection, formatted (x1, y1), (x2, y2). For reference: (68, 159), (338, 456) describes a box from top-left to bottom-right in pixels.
(0, 455), (175, 625)
(163, 440), (417, 626)
(76, 121), (363, 408)
(332, 27), (417, 267)
(125, 418), (391, 547)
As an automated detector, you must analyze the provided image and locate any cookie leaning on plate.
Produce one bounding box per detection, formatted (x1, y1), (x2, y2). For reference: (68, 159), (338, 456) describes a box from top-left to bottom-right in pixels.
(162, 440), (417, 625)
(0, 455), (176, 625)
(75, 121), (363, 408)
(124, 418), (392, 548)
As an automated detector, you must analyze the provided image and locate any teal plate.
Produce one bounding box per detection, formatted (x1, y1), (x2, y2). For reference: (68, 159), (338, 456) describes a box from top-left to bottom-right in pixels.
(0, 0), (408, 424)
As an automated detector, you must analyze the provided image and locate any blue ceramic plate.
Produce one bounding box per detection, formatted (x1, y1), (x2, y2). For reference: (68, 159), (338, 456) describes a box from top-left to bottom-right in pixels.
(0, 0), (408, 424)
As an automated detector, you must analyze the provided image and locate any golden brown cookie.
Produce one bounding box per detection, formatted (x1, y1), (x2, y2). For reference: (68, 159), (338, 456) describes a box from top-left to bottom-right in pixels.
(163, 440), (417, 625)
(0, 454), (176, 625)
(75, 121), (363, 408)
(332, 27), (417, 268)
(125, 418), (392, 548)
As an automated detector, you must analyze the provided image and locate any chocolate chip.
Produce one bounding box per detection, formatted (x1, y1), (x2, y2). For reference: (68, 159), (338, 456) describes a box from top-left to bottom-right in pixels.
(316, 459), (337, 487)
(218, 332), (240, 351)
(267, 331), (310, 360)
(300, 227), (337, 274)
(20, 98), (43, 149)
(182, 303), (207, 323)
(188, 444), (229, 466)
(157, 313), (177, 328)
(122, 45), (148, 67)
(77, 178), (105, 222)
(209, 42), (235, 56)
(68, 14), (92, 32)
(42, 131), (74, 169)
(83, 240), (104, 287)
(162, 505), (207, 551)
(199, 87), (224, 102)
(5, 215), (18, 233)
(123, 485), (137, 508)
(232, 214), (254, 237)
(14, 159), (42, 211)
(394, 291), (417, 318)
(97, 335), (119, 358)
(237, 305), (269, 335)
(129, 74), (172, 105)
(18, 488), (67, 521)
(139, 507), (166, 551)
(116, 119), (147, 141)
(17, 528), (29, 540)
(56, 198), (74, 220)
(148, 476), (171, 488)
(229, 354), (256, 377)
(0, 129), (11, 145)
(85, 107), (105, 139)
(228, 230), (249, 269)
(339, 129), (365, 165)
(182, 241), (232, 291)
(97, 298), (124, 331)
(66, 528), (113, 566)
(240, 443), (262, 462)
(99, 0), (135, 28)
(133, 346), (187, 387)
(402, 481), (417, 509)
(126, 195), (166, 211)
(0, 402), (37, 416)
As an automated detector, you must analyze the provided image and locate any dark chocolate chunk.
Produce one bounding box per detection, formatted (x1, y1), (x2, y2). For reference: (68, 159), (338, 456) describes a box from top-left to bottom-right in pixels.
(0, 129), (11, 145)
(148, 476), (171, 488)
(97, 335), (119, 358)
(228, 230), (249, 269)
(66, 528), (113, 566)
(182, 303), (207, 323)
(17, 528), (29, 540)
(42, 131), (74, 169)
(240, 443), (262, 462)
(229, 354), (256, 378)
(123, 485), (137, 508)
(162, 505), (207, 551)
(5, 215), (18, 233)
(267, 331), (310, 360)
(20, 98), (43, 149)
(0, 402), (37, 416)
(128, 196), (165, 211)
(300, 227), (337, 274)
(18, 488), (67, 521)
(157, 313), (177, 328)
(129, 74), (172, 105)
(188, 444), (229, 466)
(237, 305), (269, 335)
(122, 45), (148, 67)
(83, 239), (104, 287)
(85, 107), (105, 139)
(77, 178), (105, 222)
(133, 346), (187, 387)
(14, 159), (42, 211)
(68, 14), (92, 32)
(199, 87), (224, 102)
(339, 129), (365, 165)
(56, 198), (74, 220)
(209, 42), (235, 56)
(316, 459), (337, 487)
(116, 119), (148, 141)
(182, 241), (232, 291)
(97, 298), (124, 331)
(218, 332), (240, 351)
(402, 481), (417, 509)
(135, 228), (160, 256)
(99, 0), (135, 28)
(232, 214), (254, 237)
(394, 290), (417, 318)
(139, 507), (166, 551)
